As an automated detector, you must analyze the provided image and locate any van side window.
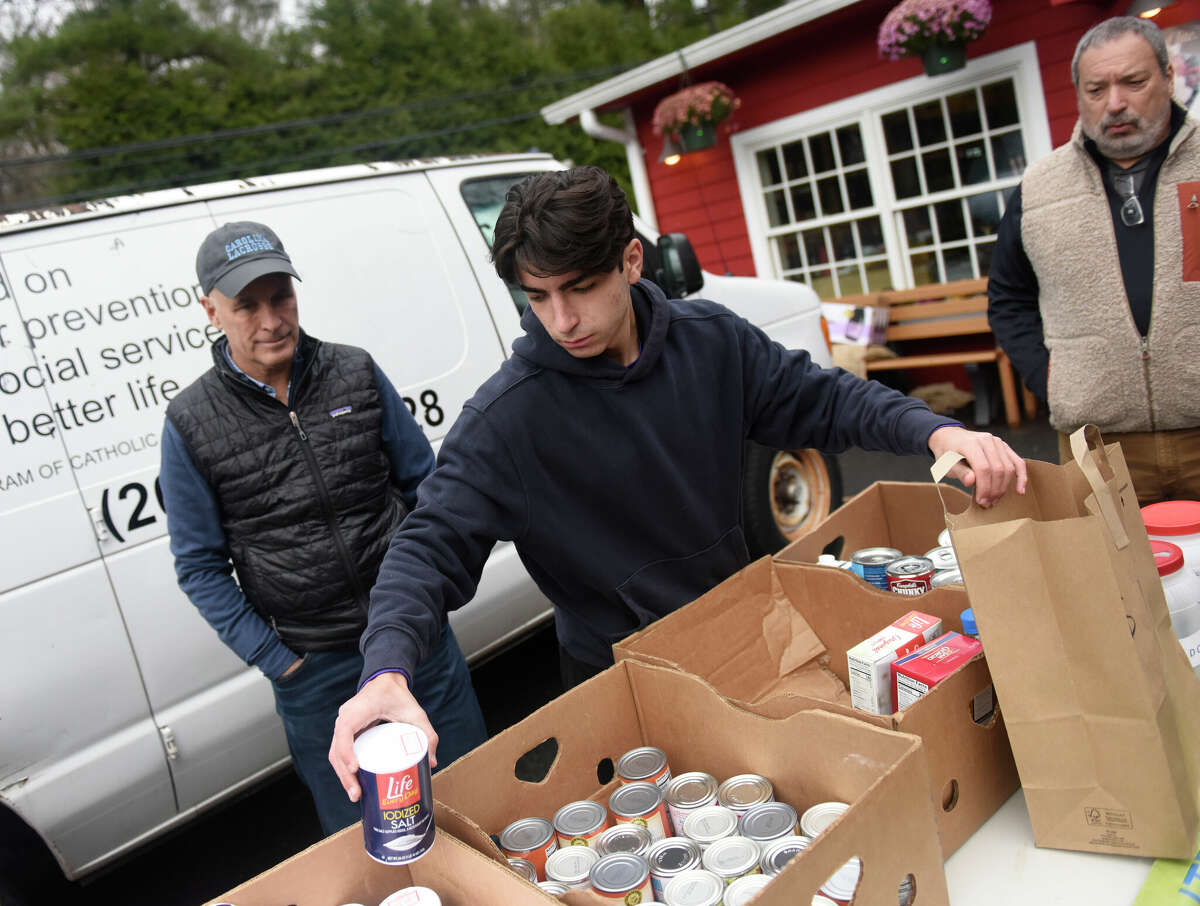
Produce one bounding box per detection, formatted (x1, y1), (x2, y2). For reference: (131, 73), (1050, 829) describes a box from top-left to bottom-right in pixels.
(461, 175), (533, 314)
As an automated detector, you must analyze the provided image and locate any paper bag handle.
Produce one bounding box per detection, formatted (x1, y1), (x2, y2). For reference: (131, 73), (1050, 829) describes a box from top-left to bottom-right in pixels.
(929, 450), (973, 519)
(1069, 424), (1129, 549)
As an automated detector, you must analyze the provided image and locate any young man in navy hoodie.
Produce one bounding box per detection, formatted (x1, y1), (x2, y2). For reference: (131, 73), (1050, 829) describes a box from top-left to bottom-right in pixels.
(329, 166), (1025, 792)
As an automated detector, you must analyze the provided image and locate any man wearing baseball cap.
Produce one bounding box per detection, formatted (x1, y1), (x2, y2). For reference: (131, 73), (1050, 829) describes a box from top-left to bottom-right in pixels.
(159, 221), (487, 835)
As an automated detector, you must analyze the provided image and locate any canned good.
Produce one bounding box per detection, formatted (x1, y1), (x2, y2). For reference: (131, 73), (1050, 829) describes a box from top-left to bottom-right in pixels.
(760, 835), (811, 875)
(819, 856), (861, 903)
(886, 556), (935, 596)
(812, 897), (840, 906)
(538, 881), (569, 896)
(596, 823), (653, 858)
(725, 873), (773, 906)
(931, 568), (963, 588)
(937, 528), (952, 549)
(617, 746), (672, 790)
(500, 817), (558, 881)
(683, 805), (739, 850)
(665, 771), (719, 832)
(378, 887), (442, 906)
(546, 844), (601, 889)
(716, 774), (774, 822)
(554, 799), (610, 848)
(647, 836), (703, 901)
(507, 857), (538, 883)
(353, 722), (435, 865)
(850, 547), (903, 590)
(740, 802), (798, 845)
(924, 545), (957, 571)
(799, 802), (849, 838)
(610, 780), (673, 841)
(662, 869), (725, 906)
(701, 835), (760, 884)
(590, 852), (653, 904)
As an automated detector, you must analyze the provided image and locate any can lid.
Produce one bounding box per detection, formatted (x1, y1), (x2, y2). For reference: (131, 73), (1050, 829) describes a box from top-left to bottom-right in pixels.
(716, 774), (774, 809)
(761, 835), (811, 875)
(800, 801), (849, 837)
(506, 858), (537, 883)
(663, 870), (725, 906)
(597, 823), (653, 856)
(932, 568), (963, 587)
(1151, 539), (1186, 576)
(683, 805), (739, 842)
(820, 856), (862, 899)
(924, 546), (958, 568)
(740, 802), (798, 842)
(851, 547), (903, 565)
(647, 837), (702, 874)
(500, 817), (555, 851)
(1142, 500), (1200, 536)
(589, 853), (650, 893)
(886, 556), (935, 578)
(665, 772), (718, 808)
(553, 799), (608, 835)
(546, 844), (600, 883)
(724, 873), (773, 906)
(353, 722), (429, 773)
(609, 781), (663, 818)
(378, 887), (442, 906)
(960, 607), (977, 636)
(617, 746), (668, 782)
(701, 836), (760, 877)
(537, 882), (569, 896)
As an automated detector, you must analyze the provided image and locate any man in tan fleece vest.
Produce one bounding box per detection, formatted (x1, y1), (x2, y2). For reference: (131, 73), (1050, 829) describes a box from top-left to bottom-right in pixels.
(989, 16), (1200, 504)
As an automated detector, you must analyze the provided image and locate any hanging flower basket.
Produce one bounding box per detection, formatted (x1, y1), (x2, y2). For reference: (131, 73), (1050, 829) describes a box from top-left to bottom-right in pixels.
(878, 0), (991, 75)
(652, 81), (740, 150)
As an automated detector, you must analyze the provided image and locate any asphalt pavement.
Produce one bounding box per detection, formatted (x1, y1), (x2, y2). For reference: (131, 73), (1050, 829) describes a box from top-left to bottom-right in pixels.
(71, 409), (1058, 906)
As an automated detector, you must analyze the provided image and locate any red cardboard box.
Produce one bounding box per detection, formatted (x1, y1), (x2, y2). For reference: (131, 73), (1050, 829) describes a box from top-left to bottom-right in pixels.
(893, 631), (984, 711)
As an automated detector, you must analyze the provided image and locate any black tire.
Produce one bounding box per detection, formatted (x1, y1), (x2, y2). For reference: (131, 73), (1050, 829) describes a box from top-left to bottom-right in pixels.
(0, 810), (73, 906)
(743, 441), (843, 558)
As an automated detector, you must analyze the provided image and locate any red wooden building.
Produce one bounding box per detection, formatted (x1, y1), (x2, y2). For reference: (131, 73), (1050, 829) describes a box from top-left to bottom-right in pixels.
(542, 0), (1199, 295)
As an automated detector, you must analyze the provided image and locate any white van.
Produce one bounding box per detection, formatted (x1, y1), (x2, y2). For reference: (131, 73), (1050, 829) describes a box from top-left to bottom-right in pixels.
(0, 153), (837, 896)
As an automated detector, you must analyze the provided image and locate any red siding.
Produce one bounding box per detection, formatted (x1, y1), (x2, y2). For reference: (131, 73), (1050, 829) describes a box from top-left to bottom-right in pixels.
(630, 0), (1128, 277)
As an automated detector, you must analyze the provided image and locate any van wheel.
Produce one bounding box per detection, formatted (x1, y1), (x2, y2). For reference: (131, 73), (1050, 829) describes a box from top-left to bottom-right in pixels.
(743, 442), (842, 557)
(0, 809), (73, 906)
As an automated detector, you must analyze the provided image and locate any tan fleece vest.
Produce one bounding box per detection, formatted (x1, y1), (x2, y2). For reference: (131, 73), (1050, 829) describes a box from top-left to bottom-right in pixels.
(1020, 116), (1200, 434)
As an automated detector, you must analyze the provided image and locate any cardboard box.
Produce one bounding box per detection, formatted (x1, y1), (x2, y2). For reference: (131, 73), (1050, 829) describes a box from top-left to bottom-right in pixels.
(821, 301), (890, 346)
(434, 659), (950, 906)
(208, 803), (558, 906)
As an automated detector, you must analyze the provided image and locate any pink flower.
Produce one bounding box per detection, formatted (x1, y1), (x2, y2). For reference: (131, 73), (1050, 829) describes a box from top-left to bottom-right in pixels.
(877, 0), (992, 61)
(652, 82), (742, 137)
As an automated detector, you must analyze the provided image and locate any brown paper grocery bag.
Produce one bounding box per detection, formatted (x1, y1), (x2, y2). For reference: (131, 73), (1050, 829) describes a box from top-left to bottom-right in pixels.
(931, 425), (1200, 859)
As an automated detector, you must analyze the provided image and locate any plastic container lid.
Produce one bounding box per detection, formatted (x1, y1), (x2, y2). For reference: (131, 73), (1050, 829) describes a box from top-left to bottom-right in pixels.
(1151, 539), (1186, 576)
(961, 607), (978, 635)
(1142, 500), (1200, 536)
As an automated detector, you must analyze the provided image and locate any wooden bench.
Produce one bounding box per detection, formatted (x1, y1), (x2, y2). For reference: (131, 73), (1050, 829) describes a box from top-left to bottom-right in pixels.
(832, 278), (1035, 429)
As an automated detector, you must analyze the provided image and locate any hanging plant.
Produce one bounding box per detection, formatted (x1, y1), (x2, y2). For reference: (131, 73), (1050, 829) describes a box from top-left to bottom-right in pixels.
(877, 0), (992, 74)
(652, 81), (741, 151)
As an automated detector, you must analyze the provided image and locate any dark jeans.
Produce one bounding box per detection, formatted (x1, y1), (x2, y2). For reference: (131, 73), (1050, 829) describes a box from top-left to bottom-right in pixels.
(272, 623), (487, 835)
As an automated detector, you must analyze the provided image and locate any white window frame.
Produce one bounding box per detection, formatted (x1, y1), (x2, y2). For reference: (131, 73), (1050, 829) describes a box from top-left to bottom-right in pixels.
(732, 42), (1053, 290)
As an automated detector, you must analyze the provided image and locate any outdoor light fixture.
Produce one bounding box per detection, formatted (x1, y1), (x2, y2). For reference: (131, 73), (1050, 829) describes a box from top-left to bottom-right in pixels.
(1127, 0), (1173, 17)
(660, 136), (683, 166)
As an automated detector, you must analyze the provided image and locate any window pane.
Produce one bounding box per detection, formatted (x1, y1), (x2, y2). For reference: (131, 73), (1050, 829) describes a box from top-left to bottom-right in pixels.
(775, 234), (803, 270)
(946, 90), (982, 138)
(976, 238), (997, 274)
(922, 148), (955, 193)
(903, 207), (934, 247)
(837, 264), (864, 296)
(943, 245), (975, 281)
(865, 259), (893, 291)
(914, 100), (946, 146)
(791, 183), (817, 221)
(808, 269), (835, 299)
(955, 140), (989, 185)
(830, 223), (856, 261)
(782, 140), (808, 180)
(837, 125), (866, 166)
(845, 168), (873, 209)
(765, 189), (789, 227)
(935, 199), (967, 242)
(809, 132), (836, 172)
(757, 149), (782, 186)
(911, 251), (941, 285)
(967, 191), (1002, 236)
(804, 228), (829, 267)
(882, 110), (914, 154)
(891, 156), (922, 199)
(817, 175), (844, 215)
(857, 216), (885, 256)
(992, 131), (1027, 178)
(982, 80), (1019, 129)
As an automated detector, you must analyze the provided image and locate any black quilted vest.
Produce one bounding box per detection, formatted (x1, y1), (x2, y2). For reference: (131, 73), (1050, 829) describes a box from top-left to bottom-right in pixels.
(166, 332), (407, 651)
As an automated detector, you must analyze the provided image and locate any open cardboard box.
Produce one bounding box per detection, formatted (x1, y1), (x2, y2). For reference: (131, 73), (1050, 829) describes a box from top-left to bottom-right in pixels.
(615, 482), (1019, 859)
(434, 658), (949, 906)
(208, 803), (557, 906)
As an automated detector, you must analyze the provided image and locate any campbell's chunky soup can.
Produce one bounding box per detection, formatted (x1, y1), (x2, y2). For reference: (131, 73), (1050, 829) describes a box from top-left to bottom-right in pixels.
(886, 556), (935, 596)
(610, 780), (673, 841)
(500, 817), (558, 880)
(354, 722), (435, 865)
(617, 746), (672, 790)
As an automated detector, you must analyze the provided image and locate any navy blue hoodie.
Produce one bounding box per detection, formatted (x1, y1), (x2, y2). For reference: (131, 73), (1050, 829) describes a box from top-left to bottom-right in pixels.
(360, 280), (954, 680)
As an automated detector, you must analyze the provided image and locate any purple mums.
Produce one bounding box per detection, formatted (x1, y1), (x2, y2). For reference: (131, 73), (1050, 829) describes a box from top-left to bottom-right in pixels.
(877, 0), (992, 61)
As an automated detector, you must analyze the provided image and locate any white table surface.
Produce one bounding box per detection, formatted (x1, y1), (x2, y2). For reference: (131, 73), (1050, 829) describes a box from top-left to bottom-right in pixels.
(944, 791), (1154, 905)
